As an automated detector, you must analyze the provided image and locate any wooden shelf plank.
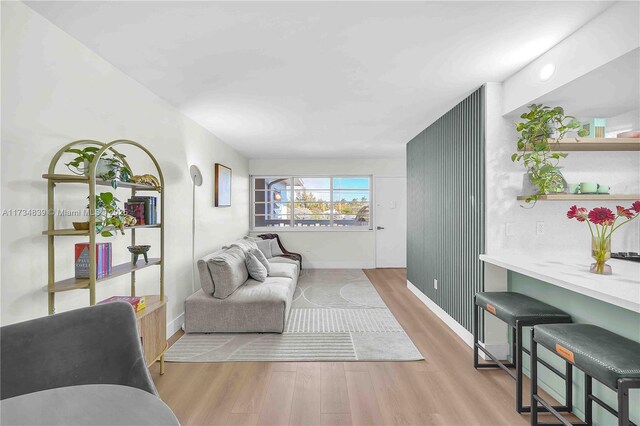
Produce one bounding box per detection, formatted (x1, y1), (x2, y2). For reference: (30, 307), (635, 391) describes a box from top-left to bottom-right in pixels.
(549, 138), (640, 152)
(42, 174), (161, 191)
(517, 194), (640, 201)
(48, 258), (161, 292)
(42, 224), (161, 236)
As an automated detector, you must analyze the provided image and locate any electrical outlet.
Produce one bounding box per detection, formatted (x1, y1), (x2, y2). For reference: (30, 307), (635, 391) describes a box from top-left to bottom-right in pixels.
(506, 222), (514, 236)
(536, 221), (545, 235)
(434, 279), (438, 290)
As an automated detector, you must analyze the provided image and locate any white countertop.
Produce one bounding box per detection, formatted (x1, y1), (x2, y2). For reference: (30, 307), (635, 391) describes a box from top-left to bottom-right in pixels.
(479, 254), (640, 313)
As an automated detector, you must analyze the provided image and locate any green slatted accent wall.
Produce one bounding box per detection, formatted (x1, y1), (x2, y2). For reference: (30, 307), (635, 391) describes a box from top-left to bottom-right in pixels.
(406, 86), (485, 332)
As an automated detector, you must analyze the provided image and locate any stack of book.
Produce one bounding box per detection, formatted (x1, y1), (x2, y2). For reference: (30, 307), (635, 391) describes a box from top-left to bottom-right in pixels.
(98, 295), (146, 312)
(124, 196), (158, 226)
(74, 242), (112, 279)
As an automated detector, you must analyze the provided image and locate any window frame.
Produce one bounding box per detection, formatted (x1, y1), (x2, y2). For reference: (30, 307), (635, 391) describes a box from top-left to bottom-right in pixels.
(250, 174), (373, 232)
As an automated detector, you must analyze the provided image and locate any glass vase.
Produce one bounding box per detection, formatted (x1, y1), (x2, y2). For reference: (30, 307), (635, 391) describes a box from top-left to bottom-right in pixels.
(590, 236), (612, 275)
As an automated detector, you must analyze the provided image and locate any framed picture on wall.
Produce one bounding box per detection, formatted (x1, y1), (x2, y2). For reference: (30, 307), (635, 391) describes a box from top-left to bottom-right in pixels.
(214, 163), (232, 207)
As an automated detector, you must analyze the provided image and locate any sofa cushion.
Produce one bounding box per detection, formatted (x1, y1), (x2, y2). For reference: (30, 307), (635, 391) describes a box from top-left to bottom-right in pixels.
(224, 238), (258, 253)
(270, 238), (284, 256)
(185, 276), (297, 333)
(196, 248), (227, 295)
(269, 256), (299, 266)
(249, 248), (271, 274)
(246, 251), (268, 282)
(269, 262), (298, 279)
(255, 239), (272, 259)
(206, 246), (249, 299)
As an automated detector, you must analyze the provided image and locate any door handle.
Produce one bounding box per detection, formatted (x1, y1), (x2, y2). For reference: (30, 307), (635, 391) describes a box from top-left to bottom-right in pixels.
(377, 226), (385, 230)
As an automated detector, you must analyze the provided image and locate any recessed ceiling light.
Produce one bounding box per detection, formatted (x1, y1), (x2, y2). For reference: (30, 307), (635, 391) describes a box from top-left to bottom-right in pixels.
(539, 63), (555, 81)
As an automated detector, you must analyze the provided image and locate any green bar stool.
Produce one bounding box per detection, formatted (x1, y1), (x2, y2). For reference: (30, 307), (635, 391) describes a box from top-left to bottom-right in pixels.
(531, 324), (640, 426)
(474, 292), (573, 413)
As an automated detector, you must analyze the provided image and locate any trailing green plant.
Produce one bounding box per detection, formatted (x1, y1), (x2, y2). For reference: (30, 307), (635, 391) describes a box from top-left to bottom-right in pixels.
(65, 147), (131, 189)
(512, 104), (588, 206)
(88, 192), (125, 237)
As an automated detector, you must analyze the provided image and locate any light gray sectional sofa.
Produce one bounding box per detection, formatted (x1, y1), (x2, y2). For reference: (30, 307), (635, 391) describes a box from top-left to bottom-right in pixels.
(184, 237), (300, 333)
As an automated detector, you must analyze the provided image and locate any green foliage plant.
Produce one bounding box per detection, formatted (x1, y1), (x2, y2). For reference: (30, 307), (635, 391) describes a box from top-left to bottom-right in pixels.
(65, 147), (131, 189)
(512, 104), (588, 206)
(87, 192), (125, 237)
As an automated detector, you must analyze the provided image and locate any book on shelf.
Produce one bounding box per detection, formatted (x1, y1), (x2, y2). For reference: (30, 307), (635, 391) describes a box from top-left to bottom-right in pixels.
(124, 201), (146, 225)
(127, 196), (158, 225)
(74, 243), (112, 279)
(98, 295), (146, 312)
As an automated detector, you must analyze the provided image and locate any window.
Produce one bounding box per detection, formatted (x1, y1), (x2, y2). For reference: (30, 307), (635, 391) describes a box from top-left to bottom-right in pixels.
(252, 176), (371, 229)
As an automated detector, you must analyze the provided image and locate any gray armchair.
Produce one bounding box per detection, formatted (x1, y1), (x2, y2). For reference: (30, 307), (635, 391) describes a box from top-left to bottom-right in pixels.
(1, 302), (157, 400)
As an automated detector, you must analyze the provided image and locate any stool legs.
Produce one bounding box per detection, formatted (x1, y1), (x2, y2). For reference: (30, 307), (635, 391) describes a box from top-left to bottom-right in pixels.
(473, 299), (479, 369)
(618, 380), (630, 426)
(531, 333), (539, 425)
(516, 324), (524, 412)
(585, 375), (592, 426)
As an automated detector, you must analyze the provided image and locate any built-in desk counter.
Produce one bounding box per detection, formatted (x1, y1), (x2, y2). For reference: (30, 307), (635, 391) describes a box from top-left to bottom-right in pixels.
(480, 254), (640, 313)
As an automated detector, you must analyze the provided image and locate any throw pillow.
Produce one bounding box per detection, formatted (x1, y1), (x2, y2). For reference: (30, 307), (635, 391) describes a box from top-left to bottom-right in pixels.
(206, 246), (249, 299)
(255, 239), (272, 259)
(270, 238), (284, 256)
(250, 248), (271, 275)
(245, 251), (268, 282)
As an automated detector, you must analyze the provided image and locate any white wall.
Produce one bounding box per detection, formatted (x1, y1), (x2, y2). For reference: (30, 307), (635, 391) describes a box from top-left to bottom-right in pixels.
(502, 1), (640, 115)
(249, 158), (405, 268)
(0, 2), (249, 330)
(485, 82), (640, 256)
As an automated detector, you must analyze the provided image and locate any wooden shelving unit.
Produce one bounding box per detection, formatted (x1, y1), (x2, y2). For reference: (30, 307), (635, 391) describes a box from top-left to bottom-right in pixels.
(44, 139), (165, 312)
(549, 138), (639, 152)
(517, 194), (640, 201)
(44, 139), (167, 373)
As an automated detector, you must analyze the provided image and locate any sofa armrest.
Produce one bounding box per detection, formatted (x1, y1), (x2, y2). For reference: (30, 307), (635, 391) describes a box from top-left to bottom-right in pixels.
(0, 302), (157, 400)
(257, 233), (303, 270)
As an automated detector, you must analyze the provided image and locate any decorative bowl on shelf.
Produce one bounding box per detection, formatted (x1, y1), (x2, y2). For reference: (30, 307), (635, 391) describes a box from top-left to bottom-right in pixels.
(72, 221), (90, 230)
(127, 245), (151, 264)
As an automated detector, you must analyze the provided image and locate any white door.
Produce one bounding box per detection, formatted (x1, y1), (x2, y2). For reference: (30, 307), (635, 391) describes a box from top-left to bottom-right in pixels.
(375, 177), (407, 268)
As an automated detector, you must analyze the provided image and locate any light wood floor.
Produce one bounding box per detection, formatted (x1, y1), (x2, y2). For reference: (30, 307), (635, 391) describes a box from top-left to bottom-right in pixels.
(151, 268), (558, 425)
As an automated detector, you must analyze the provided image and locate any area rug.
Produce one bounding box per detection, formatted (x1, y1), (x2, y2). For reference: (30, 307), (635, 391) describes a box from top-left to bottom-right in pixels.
(165, 269), (423, 362)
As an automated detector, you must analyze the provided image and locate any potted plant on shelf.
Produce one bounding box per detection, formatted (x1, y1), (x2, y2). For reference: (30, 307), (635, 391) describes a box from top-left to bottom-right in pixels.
(65, 147), (131, 189)
(512, 104), (588, 206)
(90, 192), (126, 237)
(567, 201), (640, 275)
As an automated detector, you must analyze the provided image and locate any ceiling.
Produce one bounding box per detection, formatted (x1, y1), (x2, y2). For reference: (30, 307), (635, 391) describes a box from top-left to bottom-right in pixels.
(26, 1), (612, 159)
(516, 48), (640, 121)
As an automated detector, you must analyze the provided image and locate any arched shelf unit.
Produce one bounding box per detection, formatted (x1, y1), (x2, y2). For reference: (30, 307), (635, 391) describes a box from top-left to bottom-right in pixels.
(43, 139), (165, 315)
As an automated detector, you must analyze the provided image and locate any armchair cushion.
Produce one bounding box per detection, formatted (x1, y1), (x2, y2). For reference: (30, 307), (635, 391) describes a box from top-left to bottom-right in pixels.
(0, 302), (156, 400)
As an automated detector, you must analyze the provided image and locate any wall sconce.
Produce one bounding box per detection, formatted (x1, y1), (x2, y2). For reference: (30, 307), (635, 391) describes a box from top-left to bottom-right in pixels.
(274, 192), (282, 201)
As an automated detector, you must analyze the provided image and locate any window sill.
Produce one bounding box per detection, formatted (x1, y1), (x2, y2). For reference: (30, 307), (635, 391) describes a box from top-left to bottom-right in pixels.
(250, 227), (373, 233)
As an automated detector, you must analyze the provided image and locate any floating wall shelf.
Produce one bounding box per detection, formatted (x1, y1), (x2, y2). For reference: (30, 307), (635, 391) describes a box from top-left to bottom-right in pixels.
(46, 258), (161, 293)
(516, 194), (640, 201)
(548, 138), (639, 152)
(42, 224), (161, 236)
(42, 173), (161, 191)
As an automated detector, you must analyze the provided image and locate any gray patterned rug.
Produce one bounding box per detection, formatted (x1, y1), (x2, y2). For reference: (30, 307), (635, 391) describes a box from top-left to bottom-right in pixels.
(165, 269), (423, 362)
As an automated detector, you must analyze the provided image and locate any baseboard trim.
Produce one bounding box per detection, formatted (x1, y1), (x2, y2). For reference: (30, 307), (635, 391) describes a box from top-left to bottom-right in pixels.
(167, 312), (184, 339)
(406, 280), (508, 360)
(304, 261), (375, 269)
